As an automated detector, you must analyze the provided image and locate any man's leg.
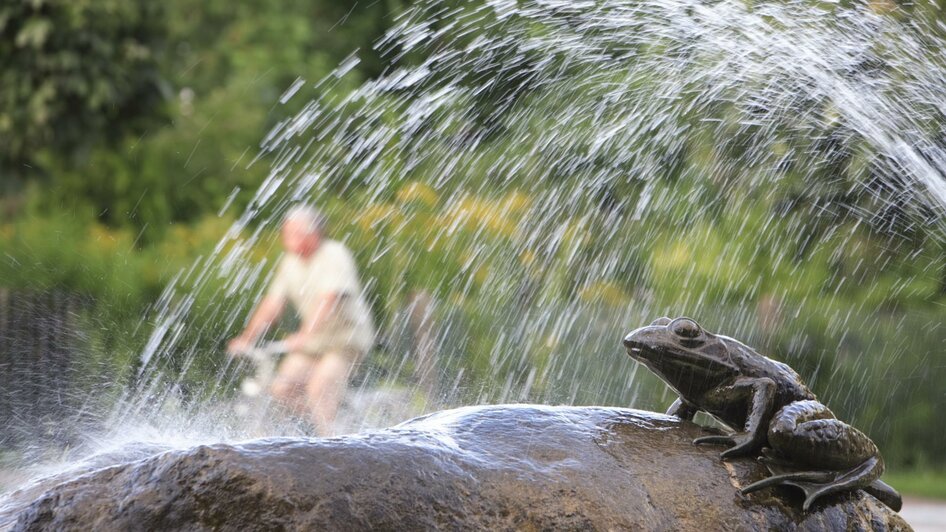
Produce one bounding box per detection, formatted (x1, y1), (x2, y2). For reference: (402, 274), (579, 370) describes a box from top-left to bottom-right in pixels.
(270, 352), (315, 416)
(304, 351), (355, 436)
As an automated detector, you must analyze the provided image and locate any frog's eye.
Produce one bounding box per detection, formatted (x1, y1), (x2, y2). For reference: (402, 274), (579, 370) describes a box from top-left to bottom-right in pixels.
(670, 318), (702, 339)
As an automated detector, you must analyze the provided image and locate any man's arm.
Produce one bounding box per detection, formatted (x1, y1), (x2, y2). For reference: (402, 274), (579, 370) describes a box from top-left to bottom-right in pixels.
(284, 292), (339, 352)
(228, 295), (286, 353)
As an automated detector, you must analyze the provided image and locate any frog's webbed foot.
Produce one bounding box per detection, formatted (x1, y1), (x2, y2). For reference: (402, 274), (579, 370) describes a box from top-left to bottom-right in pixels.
(693, 432), (761, 459)
(741, 456), (883, 512)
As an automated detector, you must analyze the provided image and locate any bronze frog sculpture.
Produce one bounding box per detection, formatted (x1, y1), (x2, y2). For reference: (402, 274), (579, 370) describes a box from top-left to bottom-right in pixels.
(623, 316), (902, 512)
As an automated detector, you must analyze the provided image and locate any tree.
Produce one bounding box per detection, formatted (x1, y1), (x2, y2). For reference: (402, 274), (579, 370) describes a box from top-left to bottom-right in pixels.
(35, 0), (410, 235)
(0, 0), (170, 185)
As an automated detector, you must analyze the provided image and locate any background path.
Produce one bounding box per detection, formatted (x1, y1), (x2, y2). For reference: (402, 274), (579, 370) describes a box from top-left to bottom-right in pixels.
(902, 497), (946, 531)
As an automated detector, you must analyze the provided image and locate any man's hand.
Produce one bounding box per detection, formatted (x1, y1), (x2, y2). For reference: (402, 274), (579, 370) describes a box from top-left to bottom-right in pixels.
(227, 335), (253, 356)
(283, 332), (310, 353)
(229, 296), (286, 357)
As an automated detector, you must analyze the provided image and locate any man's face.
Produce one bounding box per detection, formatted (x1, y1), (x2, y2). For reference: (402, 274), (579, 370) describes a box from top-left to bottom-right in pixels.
(282, 218), (321, 257)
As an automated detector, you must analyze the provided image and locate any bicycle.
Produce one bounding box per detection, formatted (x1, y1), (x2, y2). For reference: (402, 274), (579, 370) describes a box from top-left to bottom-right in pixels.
(231, 341), (432, 436)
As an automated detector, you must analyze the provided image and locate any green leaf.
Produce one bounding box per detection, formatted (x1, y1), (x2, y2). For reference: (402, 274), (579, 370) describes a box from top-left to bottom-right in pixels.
(15, 17), (52, 48)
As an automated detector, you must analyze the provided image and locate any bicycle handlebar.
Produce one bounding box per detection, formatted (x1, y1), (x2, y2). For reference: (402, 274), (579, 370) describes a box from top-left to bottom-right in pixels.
(234, 341), (288, 363)
(233, 341), (288, 398)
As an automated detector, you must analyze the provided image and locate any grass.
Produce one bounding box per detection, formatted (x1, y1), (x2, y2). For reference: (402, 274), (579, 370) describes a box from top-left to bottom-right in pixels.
(884, 470), (946, 501)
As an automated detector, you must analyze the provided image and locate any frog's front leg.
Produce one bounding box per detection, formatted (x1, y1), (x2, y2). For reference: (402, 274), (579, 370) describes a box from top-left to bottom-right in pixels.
(741, 400), (899, 512)
(666, 397), (698, 421)
(693, 377), (775, 459)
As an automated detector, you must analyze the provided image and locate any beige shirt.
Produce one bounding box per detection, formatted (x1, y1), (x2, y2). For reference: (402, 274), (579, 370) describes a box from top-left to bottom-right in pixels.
(268, 239), (375, 355)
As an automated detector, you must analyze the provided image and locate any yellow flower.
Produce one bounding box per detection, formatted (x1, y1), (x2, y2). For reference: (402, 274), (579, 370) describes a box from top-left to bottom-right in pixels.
(473, 263), (490, 285)
(501, 190), (530, 212)
(435, 192), (531, 239)
(357, 203), (401, 233)
(653, 241), (691, 271)
(519, 250), (536, 268)
(579, 281), (629, 306)
(396, 182), (438, 208)
(88, 224), (124, 253)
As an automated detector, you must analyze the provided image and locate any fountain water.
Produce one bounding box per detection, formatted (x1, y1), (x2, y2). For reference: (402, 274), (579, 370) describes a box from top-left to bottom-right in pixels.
(3, 0), (945, 524)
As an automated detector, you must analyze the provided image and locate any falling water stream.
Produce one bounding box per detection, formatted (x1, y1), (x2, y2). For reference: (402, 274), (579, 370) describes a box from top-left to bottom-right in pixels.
(2, 0), (945, 525)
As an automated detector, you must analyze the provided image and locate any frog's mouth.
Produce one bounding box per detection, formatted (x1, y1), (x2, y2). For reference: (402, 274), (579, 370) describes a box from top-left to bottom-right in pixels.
(626, 342), (735, 375)
(623, 325), (738, 379)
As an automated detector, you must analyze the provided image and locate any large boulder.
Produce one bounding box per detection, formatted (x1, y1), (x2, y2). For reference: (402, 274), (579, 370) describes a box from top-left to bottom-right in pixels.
(11, 405), (910, 531)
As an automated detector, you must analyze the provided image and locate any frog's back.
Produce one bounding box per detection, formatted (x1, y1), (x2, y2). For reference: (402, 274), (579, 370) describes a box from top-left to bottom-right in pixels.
(728, 339), (816, 404)
(767, 357), (817, 404)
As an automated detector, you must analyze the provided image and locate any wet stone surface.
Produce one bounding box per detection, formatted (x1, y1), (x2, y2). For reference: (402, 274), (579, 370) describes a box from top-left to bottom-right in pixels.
(9, 405), (910, 531)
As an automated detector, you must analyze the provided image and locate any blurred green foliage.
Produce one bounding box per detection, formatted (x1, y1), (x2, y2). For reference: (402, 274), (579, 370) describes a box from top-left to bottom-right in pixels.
(0, 0), (169, 183)
(882, 469), (946, 500)
(4, 0), (406, 234)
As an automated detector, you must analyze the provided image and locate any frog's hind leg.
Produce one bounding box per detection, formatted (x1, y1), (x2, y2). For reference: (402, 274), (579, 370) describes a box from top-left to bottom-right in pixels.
(741, 470), (834, 493)
(798, 456), (882, 511)
(864, 479), (903, 512)
(755, 400), (891, 510)
(741, 455), (883, 511)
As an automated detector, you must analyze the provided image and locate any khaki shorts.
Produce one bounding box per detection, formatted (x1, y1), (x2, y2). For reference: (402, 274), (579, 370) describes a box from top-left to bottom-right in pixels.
(295, 344), (365, 364)
(271, 347), (363, 398)
(297, 324), (373, 360)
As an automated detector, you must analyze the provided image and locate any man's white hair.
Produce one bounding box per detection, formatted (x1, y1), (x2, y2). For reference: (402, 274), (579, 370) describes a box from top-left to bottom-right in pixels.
(284, 204), (326, 234)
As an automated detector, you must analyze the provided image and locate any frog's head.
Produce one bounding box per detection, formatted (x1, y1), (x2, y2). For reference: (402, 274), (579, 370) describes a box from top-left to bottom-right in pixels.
(623, 317), (739, 396)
